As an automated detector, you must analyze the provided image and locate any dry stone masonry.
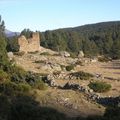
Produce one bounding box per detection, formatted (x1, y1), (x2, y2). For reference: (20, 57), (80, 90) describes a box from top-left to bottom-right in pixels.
(18, 32), (40, 53)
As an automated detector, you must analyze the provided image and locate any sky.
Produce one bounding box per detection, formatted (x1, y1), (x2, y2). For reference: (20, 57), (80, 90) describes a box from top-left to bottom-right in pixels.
(0, 0), (120, 32)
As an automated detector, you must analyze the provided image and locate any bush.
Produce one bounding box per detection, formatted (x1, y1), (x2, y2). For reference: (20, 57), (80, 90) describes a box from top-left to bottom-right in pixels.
(60, 65), (66, 70)
(104, 106), (120, 119)
(70, 52), (77, 58)
(0, 81), (31, 96)
(88, 81), (111, 93)
(0, 69), (9, 83)
(9, 95), (67, 120)
(66, 65), (74, 71)
(13, 51), (25, 56)
(9, 65), (27, 83)
(40, 52), (50, 55)
(34, 60), (46, 64)
(17, 83), (31, 92)
(25, 72), (43, 84)
(75, 60), (83, 66)
(98, 56), (111, 62)
(0, 95), (10, 119)
(53, 71), (61, 75)
(33, 80), (47, 90)
(70, 71), (94, 80)
(28, 51), (39, 54)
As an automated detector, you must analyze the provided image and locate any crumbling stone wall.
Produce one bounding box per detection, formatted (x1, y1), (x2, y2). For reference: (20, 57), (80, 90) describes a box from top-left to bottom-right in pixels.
(18, 32), (40, 53)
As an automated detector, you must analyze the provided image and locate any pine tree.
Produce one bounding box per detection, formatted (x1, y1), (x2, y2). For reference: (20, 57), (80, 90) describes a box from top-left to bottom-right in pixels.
(0, 15), (8, 68)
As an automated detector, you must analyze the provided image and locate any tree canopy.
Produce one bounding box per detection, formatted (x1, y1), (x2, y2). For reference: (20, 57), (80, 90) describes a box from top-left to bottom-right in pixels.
(40, 21), (120, 58)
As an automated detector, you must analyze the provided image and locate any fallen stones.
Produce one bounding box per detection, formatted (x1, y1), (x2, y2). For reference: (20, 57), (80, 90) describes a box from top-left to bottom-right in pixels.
(7, 52), (14, 61)
(46, 74), (58, 87)
(78, 51), (84, 58)
(63, 82), (80, 90)
(62, 82), (100, 102)
(98, 96), (120, 107)
(59, 51), (70, 57)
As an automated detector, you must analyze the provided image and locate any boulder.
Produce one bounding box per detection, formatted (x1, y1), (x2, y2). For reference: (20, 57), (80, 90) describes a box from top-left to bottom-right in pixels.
(78, 51), (84, 58)
(60, 51), (70, 57)
(63, 82), (80, 90)
(7, 52), (14, 60)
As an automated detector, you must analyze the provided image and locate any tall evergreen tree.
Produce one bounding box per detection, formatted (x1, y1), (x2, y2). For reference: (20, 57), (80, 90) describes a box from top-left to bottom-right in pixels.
(0, 15), (8, 68)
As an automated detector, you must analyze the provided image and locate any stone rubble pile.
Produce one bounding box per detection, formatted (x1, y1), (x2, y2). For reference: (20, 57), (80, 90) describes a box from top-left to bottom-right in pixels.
(63, 82), (100, 101)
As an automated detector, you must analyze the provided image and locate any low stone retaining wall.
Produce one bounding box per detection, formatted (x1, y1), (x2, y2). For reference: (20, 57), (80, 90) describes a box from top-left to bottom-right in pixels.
(45, 74), (120, 106)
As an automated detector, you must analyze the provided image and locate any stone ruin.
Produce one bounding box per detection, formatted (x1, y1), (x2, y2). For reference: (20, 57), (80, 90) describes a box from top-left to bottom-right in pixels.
(18, 32), (40, 53)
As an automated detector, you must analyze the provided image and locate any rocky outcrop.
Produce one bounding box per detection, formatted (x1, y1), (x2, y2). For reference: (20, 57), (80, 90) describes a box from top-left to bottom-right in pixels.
(45, 74), (58, 87)
(62, 82), (103, 103)
(18, 32), (40, 53)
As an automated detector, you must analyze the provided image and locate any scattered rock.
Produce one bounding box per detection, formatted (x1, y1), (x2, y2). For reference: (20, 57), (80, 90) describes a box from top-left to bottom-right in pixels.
(60, 51), (70, 57)
(78, 51), (84, 58)
(7, 52), (14, 60)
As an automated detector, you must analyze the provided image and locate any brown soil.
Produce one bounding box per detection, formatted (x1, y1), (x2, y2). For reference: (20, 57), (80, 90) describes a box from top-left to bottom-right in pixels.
(14, 53), (120, 117)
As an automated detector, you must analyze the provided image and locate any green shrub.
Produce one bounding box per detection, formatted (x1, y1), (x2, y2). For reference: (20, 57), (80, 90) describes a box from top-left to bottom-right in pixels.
(33, 80), (47, 90)
(60, 65), (66, 70)
(0, 81), (31, 96)
(98, 56), (111, 62)
(88, 81), (111, 93)
(104, 106), (120, 119)
(34, 60), (46, 64)
(70, 71), (94, 80)
(40, 52), (50, 55)
(0, 81), (20, 95)
(70, 52), (77, 58)
(28, 51), (39, 54)
(13, 51), (25, 56)
(18, 83), (31, 92)
(66, 65), (74, 71)
(9, 65), (27, 83)
(0, 69), (9, 83)
(75, 60), (83, 66)
(0, 95), (10, 119)
(52, 53), (60, 56)
(9, 95), (67, 120)
(25, 72), (47, 90)
(53, 71), (61, 75)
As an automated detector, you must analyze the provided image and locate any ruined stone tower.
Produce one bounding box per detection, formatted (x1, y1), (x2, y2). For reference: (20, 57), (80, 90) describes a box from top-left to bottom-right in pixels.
(18, 32), (40, 53)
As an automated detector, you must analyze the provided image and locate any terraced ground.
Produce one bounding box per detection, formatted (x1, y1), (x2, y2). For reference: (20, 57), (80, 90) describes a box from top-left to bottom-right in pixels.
(14, 52), (120, 117)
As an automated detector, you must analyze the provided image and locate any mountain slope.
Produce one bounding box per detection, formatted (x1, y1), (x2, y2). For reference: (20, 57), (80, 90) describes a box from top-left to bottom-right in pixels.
(5, 29), (20, 37)
(40, 21), (120, 58)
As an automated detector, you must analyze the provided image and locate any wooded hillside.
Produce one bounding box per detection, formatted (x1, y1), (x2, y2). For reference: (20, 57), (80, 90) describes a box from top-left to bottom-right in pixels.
(40, 21), (120, 58)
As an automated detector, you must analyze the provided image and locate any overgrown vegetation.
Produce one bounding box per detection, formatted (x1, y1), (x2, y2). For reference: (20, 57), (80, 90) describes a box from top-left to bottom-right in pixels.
(0, 81), (31, 96)
(7, 21), (120, 59)
(40, 52), (51, 55)
(66, 65), (75, 71)
(28, 51), (39, 54)
(34, 60), (46, 64)
(70, 71), (94, 80)
(40, 21), (120, 59)
(6, 35), (19, 52)
(13, 51), (25, 56)
(32, 80), (47, 90)
(88, 81), (111, 93)
(98, 56), (111, 62)
(0, 69), (9, 83)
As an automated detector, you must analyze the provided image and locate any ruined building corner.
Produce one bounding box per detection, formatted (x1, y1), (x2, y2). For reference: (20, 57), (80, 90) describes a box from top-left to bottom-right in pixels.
(18, 32), (40, 53)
